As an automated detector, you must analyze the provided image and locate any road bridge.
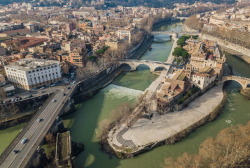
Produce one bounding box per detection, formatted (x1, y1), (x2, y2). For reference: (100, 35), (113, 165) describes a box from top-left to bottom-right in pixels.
(222, 75), (250, 89)
(0, 84), (77, 168)
(119, 59), (172, 72)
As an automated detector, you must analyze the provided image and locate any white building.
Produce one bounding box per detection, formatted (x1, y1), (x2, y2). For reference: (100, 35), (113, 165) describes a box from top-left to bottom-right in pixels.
(4, 58), (61, 90)
(116, 29), (131, 43)
(192, 72), (217, 89)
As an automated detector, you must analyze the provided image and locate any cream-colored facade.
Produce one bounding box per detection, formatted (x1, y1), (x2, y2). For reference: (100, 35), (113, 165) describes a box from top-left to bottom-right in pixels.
(4, 58), (61, 90)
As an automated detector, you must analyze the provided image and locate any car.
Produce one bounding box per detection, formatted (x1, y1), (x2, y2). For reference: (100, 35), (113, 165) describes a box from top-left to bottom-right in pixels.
(29, 95), (33, 98)
(52, 99), (57, 102)
(21, 138), (28, 144)
(50, 83), (55, 87)
(37, 118), (43, 122)
(13, 150), (20, 154)
(67, 86), (71, 90)
(40, 87), (45, 90)
(63, 93), (67, 96)
(71, 81), (76, 84)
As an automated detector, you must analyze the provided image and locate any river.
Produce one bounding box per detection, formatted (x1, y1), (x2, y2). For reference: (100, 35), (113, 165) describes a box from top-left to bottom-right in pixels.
(63, 22), (250, 168)
(1, 22), (250, 168)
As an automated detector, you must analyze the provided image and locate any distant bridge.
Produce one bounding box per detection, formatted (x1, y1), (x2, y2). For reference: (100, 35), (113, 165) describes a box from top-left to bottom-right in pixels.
(151, 31), (201, 37)
(222, 75), (250, 89)
(119, 59), (172, 72)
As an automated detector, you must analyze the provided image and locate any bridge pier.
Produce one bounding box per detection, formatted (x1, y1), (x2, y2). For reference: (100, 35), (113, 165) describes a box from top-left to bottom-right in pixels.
(240, 88), (250, 99)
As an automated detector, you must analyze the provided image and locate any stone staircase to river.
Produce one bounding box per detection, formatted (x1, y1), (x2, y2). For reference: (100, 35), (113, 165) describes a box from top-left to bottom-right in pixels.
(116, 127), (137, 151)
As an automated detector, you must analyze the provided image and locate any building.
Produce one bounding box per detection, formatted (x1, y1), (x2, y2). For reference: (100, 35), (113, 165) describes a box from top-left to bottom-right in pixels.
(184, 39), (226, 89)
(105, 41), (120, 50)
(116, 29), (132, 43)
(0, 28), (31, 37)
(68, 49), (84, 67)
(157, 69), (189, 112)
(4, 58), (61, 90)
(0, 74), (6, 86)
(61, 40), (86, 52)
(0, 46), (6, 56)
(65, 22), (76, 33)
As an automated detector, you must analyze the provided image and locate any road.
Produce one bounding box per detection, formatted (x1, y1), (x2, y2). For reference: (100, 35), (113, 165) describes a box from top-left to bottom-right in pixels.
(0, 84), (77, 168)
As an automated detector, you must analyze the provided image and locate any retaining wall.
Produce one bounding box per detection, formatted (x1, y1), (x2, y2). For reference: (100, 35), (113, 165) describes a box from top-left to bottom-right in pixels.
(201, 34), (250, 64)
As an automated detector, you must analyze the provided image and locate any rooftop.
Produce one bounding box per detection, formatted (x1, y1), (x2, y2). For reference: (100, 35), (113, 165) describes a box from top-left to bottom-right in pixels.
(5, 58), (59, 71)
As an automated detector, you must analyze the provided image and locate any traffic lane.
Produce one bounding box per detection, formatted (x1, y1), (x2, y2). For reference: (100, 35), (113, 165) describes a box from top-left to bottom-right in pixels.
(9, 91), (66, 168)
(1, 86), (72, 168)
(0, 91), (64, 168)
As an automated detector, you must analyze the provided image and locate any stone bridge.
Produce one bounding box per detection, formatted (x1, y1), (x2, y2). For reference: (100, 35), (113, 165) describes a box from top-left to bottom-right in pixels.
(119, 59), (171, 72)
(151, 31), (201, 37)
(222, 75), (250, 89)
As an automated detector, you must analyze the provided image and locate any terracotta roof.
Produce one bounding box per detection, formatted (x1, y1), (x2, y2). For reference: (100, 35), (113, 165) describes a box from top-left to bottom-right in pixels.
(2, 28), (30, 35)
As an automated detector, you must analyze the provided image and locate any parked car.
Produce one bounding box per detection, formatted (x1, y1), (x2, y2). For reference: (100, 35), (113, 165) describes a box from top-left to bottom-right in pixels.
(71, 81), (76, 84)
(50, 83), (55, 87)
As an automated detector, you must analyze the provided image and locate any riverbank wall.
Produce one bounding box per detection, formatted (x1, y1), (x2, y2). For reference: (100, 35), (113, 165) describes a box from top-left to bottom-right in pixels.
(0, 111), (34, 130)
(152, 18), (180, 31)
(165, 88), (226, 144)
(129, 35), (154, 59)
(200, 34), (250, 64)
(72, 63), (122, 103)
(241, 88), (250, 99)
(0, 94), (50, 129)
(72, 36), (154, 103)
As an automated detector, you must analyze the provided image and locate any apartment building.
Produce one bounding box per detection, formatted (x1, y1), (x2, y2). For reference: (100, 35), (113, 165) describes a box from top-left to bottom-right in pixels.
(4, 58), (61, 90)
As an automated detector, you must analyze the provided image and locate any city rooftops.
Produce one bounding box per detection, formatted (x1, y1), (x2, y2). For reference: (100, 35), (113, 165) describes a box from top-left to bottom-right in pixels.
(5, 58), (59, 71)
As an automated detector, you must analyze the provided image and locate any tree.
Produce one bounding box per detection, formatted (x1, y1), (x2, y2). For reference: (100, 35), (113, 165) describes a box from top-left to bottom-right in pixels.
(0, 87), (6, 100)
(173, 47), (189, 60)
(164, 121), (250, 168)
(61, 62), (70, 75)
(177, 36), (191, 47)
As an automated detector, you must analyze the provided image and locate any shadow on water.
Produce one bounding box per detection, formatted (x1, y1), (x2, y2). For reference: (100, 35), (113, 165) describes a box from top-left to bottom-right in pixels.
(112, 68), (158, 91)
(63, 91), (121, 168)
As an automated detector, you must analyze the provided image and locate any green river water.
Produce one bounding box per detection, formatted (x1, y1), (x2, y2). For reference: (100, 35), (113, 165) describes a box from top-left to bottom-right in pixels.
(1, 22), (250, 168)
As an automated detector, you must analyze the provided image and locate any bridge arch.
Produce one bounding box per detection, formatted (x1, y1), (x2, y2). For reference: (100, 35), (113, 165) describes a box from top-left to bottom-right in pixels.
(221, 76), (250, 89)
(154, 66), (167, 71)
(223, 79), (244, 88)
(136, 64), (151, 71)
(120, 63), (133, 71)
